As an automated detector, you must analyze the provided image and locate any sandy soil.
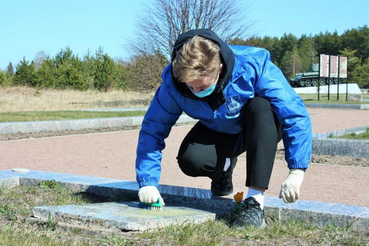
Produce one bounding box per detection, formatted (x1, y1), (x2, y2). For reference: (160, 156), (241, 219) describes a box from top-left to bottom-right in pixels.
(0, 108), (368, 207)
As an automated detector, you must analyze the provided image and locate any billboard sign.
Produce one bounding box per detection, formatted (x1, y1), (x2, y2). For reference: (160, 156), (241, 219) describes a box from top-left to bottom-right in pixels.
(339, 56), (348, 78)
(330, 56), (339, 78)
(319, 54), (330, 78)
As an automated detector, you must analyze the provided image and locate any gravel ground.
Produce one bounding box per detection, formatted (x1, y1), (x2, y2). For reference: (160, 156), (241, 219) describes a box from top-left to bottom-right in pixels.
(1, 126), (367, 167)
(0, 108), (368, 206)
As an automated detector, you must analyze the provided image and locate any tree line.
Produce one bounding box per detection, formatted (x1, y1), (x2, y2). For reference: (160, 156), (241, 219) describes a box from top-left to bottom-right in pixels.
(1, 26), (368, 90)
(0, 46), (167, 92)
(230, 25), (369, 88)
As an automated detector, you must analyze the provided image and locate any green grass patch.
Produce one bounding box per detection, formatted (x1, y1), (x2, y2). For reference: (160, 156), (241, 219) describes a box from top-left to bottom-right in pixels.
(303, 99), (367, 104)
(0, 182), (135, 245)
(299, 93), (369, 104)
(0, 183), (368, 245)
(141, 218), (368, 245)
(335, 128), (369, 140)
(0, 110), (146, 123)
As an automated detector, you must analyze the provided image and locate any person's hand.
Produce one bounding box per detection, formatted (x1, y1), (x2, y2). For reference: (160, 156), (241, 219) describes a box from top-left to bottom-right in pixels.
(279, 169), (305, 203)
(138, 186), (165, 205)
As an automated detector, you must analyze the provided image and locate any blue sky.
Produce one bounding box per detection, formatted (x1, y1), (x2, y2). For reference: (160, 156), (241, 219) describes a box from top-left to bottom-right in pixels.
(0, 0), (368, 70)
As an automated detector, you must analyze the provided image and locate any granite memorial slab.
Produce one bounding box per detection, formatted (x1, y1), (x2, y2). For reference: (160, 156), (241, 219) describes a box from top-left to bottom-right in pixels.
(33, 202), (216, 231)
(1, 170), (368, 232)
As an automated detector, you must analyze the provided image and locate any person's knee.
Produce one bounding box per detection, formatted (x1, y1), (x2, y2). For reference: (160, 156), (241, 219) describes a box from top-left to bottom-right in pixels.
(247, 97), (271, 112)
(245, 97), (274, 120)
(177, 147), (219, 177)
(177, 154), (203, 177)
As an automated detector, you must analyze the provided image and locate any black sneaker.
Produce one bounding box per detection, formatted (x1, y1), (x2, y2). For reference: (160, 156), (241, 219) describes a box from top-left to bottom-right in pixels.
(232, 197), (267, 228)
(211, 157), (237, 196)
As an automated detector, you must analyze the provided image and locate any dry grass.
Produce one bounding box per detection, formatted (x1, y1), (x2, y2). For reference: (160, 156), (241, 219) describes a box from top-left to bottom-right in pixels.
(1, 87), (367, 113)
(0, 86), (155, 112)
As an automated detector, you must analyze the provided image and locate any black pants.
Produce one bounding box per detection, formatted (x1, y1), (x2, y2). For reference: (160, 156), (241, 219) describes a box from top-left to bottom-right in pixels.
(177, 97), (282, 189)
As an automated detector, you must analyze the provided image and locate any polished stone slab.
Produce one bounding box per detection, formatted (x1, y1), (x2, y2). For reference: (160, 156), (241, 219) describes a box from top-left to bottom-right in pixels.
(33, 202), (216, 231)
(312, 126), (369, 139)
(305, 103), (369, 110)
(263, 197), (369, 232)
(311, 125), (369, 158)
(312, 138), (369, 158)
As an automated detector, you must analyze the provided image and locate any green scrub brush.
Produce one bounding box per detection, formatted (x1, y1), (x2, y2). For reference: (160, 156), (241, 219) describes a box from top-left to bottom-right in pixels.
(138, 197), (164, 211)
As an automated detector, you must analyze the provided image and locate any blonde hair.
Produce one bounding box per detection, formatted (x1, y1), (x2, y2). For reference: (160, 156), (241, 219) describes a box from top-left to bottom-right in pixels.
(172, 36), (221, 83)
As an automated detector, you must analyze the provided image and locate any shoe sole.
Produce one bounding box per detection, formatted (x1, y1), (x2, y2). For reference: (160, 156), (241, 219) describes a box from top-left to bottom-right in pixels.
(211, 188), (233, 197)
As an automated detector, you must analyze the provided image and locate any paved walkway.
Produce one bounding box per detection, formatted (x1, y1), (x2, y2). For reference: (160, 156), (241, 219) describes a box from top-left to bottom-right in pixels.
(0, 108), (368, 207)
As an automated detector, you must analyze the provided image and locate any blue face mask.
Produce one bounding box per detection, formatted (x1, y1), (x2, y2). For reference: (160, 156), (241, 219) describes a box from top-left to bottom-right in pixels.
(187, 83), (216, 98)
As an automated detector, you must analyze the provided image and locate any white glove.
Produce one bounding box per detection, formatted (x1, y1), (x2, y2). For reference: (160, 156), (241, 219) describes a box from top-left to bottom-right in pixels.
(138, 186), (165, 205)
(279, 169), (305, 203)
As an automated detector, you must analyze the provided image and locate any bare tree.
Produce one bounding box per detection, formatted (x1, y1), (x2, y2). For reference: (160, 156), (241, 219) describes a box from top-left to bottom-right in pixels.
(34, 50), (47, 69)
(127, 0), (252, 58)
(128, 51), (168, 91)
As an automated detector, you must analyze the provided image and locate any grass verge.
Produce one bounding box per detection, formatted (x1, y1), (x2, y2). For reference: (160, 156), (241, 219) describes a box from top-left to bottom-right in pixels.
(300, 95), (369, 104)
(0, 110), (146, 123)
(334, 128), (369, 140)
(0, 183), (368, 245)
(0, 87), (367, 123)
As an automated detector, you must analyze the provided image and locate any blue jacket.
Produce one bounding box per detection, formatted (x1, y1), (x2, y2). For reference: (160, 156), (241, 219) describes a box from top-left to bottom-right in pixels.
(136, 31), (312, 188)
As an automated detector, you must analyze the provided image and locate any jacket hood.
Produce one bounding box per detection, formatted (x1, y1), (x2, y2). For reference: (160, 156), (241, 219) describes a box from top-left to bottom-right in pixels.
(170, 29), (235, 110)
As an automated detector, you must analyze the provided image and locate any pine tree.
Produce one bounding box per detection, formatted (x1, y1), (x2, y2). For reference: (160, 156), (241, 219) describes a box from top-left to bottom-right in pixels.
(340, 48), (369, 88)
(35, 57), (55, 88)
(280, 46), (302, 79)
(82, 49), (95, 90)
(341, 25), (369, 64)
(114, 61), (131, 90)
(93, 46), (116, 91)
(6, 62), (14, 77)
(0, 70), (6, 86)
(279, 34), (298, 62)
(13, 57), (36, 87)
(54, 47), (86, 90)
